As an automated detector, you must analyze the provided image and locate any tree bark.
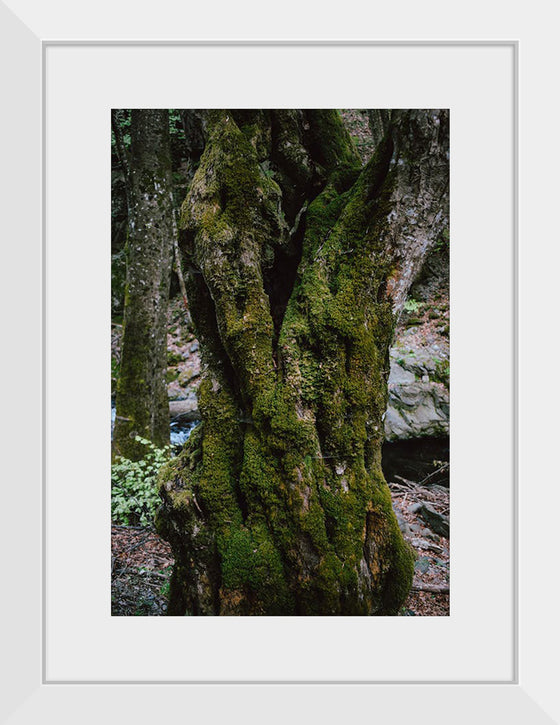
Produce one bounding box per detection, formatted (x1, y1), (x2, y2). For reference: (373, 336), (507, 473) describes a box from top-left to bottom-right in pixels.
(113, 110), (174, 460)
(156, 109), (449, 615)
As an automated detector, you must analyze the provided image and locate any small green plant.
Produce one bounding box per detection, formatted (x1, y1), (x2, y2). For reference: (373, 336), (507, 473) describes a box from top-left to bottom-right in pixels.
(433, 359), (450, 385)
(404, 298), (422, 313)
(433, 227), (450, 253)
(159, 565), (174, 598)
(167, 350), (184, 365)
(111, 436), (172, 526)
(259, 160), (278, 180)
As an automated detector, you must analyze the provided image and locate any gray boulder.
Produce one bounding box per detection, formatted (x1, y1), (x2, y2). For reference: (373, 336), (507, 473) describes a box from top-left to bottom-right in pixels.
(384, 345), (449, 441)
(417, 502), (449, 538)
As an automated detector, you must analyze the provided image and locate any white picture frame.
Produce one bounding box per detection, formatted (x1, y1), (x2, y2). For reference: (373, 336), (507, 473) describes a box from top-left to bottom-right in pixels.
(1, 0), (557, 721)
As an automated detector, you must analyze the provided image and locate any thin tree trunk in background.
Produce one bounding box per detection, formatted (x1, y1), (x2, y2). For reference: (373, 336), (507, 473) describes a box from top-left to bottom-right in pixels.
(113, 110), (174, 460)
(156, 109), (449, 615)
(172, 213), (191, 325)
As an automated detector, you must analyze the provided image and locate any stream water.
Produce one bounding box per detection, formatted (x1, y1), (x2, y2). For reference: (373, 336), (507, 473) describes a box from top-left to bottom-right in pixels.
(111, 402), (197, 450)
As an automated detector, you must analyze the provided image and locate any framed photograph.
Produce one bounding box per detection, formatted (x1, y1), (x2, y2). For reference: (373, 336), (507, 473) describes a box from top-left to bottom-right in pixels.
(2, 0), (557, 721)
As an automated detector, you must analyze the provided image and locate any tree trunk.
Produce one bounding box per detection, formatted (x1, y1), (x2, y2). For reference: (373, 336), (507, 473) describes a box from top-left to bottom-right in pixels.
(156, 109), (449, 615)
(113, 110), (174, 460)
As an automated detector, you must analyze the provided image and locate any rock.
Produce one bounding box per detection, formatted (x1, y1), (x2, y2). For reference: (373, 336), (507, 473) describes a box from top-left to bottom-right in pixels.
(383, 406), (412, 440)
(415, 556), (430, 574)
(418, 502), (449, 538)
(396, 514), (410, 536)
(408, 502), (423, 514)
(426, 542), (443, 554)
(412, 539), (443, 554)
(169, 396), (200, 421)
(384, 331), (449, 441)
(385, 381), (449, 441)
(388, 360), (416, 385)
(178, 366), (200, 386)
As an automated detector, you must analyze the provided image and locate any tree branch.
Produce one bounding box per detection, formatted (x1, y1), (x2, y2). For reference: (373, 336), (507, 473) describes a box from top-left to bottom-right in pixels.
(411, 584), (449, 594)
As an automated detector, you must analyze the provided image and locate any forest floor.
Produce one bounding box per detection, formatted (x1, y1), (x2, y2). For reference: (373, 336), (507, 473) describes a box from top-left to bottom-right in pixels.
(111, 478), (449, 617)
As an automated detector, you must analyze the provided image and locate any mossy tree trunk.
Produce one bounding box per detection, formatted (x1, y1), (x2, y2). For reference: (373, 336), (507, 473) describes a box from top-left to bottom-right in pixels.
(113, 110), (174, 460)
(156, 109), (449, 615)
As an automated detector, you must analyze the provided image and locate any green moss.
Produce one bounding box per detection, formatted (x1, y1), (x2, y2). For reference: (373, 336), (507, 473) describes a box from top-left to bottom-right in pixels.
(270, 110), (313, 186)
(432, 359), (450, 386)
(113, 304), (169, 459)
(305, 110), (362, 171)
(167, 351), (184, 365)
(234, 110), (272, 161)
(221, 525), (283, 590)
